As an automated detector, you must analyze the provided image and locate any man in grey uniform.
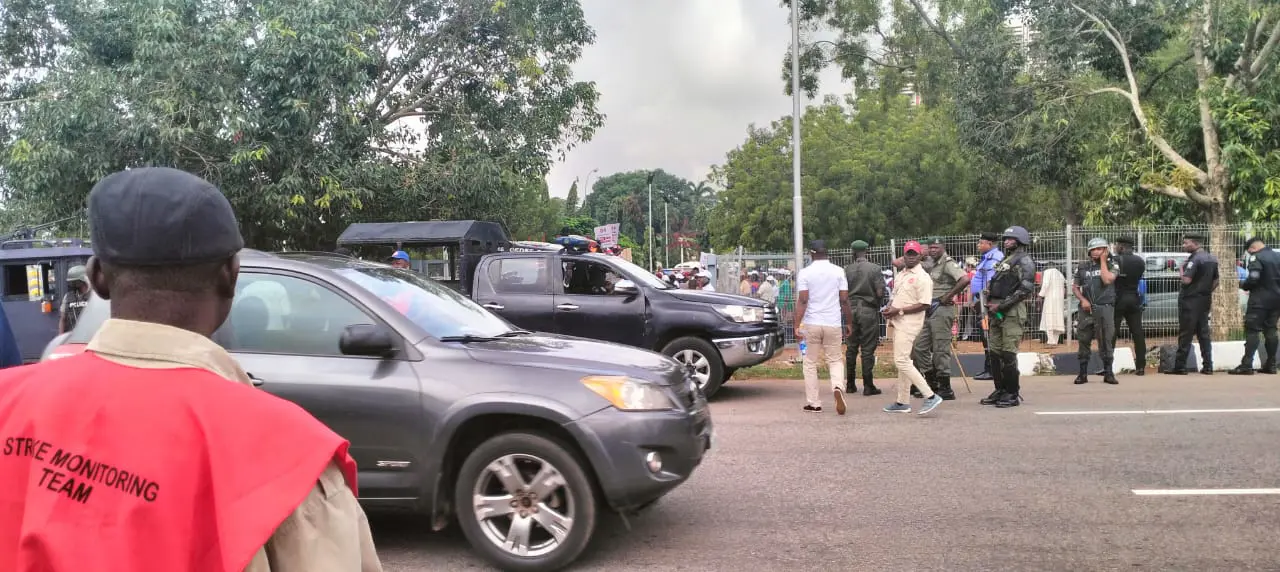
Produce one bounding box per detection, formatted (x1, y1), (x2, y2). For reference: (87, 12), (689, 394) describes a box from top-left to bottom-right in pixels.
(843, 239), (885, 395)
(1072, 237), (1119, 385)
(910, 237), (969, 400)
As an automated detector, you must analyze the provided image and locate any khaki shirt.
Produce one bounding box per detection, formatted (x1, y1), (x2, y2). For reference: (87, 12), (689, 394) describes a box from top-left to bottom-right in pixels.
(926, 255), (966, 299)
(890, 265), (933, 326)
(87, 319), (383, 572)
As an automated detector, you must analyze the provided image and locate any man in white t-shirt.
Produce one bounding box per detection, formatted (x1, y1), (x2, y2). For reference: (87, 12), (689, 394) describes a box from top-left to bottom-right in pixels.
(795, 240), (854, 414)
(697, 270), (717, 291)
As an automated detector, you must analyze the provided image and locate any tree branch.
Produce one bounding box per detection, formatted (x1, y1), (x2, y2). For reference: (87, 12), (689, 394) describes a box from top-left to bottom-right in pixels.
(1192, 3), (1225, 192)
(1140, 182), (1211, 206)
(1248, 15), (1280, 79)
(904, 0), (965, 59)
(1072, 2), (1208, 186)
(1141, 54), (1194, 98)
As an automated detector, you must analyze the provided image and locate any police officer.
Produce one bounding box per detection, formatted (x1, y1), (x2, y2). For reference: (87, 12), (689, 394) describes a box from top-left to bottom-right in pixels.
(1073, 238), (1119, 385)
(981, 226), (1036, 408)
(971, 231), (1004, 380)
(1172, 232), (1219, 374)
(1230, 237), (1280, 375)
(0, 168), (382, 571)
(843, 239), (886, 395)
(910, 237), (969, 400)
(58, 265), (91, 335)
(1111, 236), (1146, 375)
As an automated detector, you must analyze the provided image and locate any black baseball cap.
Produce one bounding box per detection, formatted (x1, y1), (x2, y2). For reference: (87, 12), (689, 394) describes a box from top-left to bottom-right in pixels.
(89, 167), (243, 266)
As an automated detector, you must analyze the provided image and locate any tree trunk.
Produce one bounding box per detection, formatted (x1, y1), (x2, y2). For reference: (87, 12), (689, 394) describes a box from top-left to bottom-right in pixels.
(1207, 201), (1240, 339)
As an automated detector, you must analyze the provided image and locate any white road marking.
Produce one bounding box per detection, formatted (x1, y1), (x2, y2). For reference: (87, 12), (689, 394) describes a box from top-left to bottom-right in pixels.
(1133, 488), (1280, 496)
(1035, 408), (1280, 416)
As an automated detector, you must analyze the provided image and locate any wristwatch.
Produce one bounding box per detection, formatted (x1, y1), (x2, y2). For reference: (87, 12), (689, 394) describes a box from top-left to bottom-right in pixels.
(897, 308), (905, 317)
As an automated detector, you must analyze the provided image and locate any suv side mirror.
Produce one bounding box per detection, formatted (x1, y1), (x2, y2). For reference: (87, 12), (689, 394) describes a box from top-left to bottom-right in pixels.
(614, 279), (638, 295)
(339, 324), (398, 358)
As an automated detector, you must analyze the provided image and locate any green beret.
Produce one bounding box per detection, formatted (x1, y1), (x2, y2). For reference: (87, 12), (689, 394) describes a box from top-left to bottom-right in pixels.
(924, 237), (943, 245)
(850, 240), (869, 250)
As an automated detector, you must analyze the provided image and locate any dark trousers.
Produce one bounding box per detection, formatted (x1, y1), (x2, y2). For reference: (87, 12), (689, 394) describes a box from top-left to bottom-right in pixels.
(1242, 301), (1280, 368)
(845, 305), (880, 385)
(1113, 293), (1146, 369)
(1175, 296), (1213, 369)
(1077, 304), (1115, 373)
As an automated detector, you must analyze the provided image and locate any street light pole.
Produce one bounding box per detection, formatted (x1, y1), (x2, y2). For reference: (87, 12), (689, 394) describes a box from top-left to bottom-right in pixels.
(789, 0), (804, 273)
(647, 171), (655, 271)
(664, 201), (669, 268)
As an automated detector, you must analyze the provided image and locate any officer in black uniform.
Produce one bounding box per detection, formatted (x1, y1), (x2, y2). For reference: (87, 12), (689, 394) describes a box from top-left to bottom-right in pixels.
(1230, 237), (1280, 375)
(981, 226), (1037, 408)
(1073, 238), (1119, 385)
(843, 240), (886, 395)
(1111, 236), (1146, 375)
(1172, 232), (1219, 374)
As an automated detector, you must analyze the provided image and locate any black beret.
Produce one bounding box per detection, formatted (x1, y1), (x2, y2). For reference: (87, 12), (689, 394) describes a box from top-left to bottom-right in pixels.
(1182, 232), (1206, 242)
(89, 167), (244, 266)
(1115, 236), (1136, 245)
(809, 239), (827, 253)
(980, 232), (999, 242)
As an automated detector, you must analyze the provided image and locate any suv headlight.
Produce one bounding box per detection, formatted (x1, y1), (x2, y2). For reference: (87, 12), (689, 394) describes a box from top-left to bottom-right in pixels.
(581, 376), (676, 411)
(716, 304), (765, 323)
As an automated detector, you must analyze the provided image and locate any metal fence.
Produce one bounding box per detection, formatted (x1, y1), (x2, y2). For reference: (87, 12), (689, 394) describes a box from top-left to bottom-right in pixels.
(718, 223), (1276, 347)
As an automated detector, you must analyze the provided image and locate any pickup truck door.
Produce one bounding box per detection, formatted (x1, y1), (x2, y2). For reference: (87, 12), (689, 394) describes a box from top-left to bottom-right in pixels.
(553, 258), (647, 347)
(216, 269), (427, 500)
(472, 255), (556, 333)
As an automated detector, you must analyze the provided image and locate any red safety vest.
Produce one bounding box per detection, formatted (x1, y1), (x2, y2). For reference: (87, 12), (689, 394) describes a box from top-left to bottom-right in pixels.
(0, 352), (358, 572)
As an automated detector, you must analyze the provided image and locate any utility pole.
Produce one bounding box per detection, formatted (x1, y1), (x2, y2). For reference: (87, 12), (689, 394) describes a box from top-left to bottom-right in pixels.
(663, 201), (670, 268)
(789, 0), (804, 273)
(647, 171), (655, 271)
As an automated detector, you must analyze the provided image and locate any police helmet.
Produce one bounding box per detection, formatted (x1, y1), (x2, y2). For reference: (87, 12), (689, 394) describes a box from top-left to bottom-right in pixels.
(1001, 226), (1031, 246)
(1086, 237), (1109, 251)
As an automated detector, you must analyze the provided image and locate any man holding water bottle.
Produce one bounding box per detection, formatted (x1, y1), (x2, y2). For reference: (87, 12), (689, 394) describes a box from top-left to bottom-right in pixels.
(794, 240), (854, 415)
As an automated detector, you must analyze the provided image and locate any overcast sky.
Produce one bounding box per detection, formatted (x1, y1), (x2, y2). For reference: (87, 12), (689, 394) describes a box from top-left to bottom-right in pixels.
(544, 0), (854, 199)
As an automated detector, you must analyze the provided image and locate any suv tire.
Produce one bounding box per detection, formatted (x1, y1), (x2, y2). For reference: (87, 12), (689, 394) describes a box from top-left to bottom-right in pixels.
(455, 431), (598, 572)
(662, 336), (725, 397)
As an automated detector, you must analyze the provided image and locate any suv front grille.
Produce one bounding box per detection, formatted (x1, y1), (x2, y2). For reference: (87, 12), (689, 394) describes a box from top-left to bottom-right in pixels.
(763, 305), (778, 323)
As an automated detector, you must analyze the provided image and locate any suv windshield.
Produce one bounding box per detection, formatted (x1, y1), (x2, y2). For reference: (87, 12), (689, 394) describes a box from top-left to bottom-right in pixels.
(606, 256), (673, 290)
(334, 266), (515, 338)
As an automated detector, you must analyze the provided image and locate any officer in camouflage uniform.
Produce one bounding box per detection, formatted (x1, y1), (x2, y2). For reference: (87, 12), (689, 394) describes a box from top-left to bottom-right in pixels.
(909, 238), (970, 400)
(1072, 237), (1119, 385)
(843, 240), (886, 395)
(981, 226), (1037, 408)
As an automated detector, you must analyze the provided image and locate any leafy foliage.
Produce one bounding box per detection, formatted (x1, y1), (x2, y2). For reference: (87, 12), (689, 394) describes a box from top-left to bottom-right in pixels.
(0, 0), (602, 249)
(708, 96), (1059, 251)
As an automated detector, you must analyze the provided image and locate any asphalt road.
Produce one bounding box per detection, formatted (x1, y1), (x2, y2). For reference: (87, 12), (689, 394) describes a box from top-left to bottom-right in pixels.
(371, 374), (1280, 571)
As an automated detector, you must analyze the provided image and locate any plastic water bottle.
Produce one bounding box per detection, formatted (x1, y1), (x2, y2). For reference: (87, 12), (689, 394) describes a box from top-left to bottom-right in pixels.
(798, 339), (807, 357)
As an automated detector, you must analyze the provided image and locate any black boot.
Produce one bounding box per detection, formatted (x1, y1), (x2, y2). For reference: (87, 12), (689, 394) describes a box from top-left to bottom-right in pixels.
(1262, 360), (1277, 375)
(974, 352), (994, 380)
(935, 375), (956, 400)
(1229, 364), (1255, 375)
(1073, 373), (1088, 385)
(980, 353), (1004, 405)
(996, 351), (1021, 407)
(862, 375), (882, 396)
(1102, 369), (1119, 385)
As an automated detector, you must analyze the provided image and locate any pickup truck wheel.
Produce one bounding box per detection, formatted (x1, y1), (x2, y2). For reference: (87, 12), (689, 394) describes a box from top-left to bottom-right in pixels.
(663, 337), (725, 397)
(455, 432), (598, 572)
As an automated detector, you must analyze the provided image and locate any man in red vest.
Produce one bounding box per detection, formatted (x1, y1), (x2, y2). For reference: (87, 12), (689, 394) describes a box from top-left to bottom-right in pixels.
(0, 167), (382, 571)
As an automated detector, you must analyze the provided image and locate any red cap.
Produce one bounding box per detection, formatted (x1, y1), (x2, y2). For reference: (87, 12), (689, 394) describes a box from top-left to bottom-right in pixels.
(903, 240), (922, 254)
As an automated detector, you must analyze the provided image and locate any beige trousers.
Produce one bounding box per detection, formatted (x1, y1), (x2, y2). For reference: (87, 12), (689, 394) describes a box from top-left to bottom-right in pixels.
(802, 324), (846, 407)
(892, 316), (935, 403)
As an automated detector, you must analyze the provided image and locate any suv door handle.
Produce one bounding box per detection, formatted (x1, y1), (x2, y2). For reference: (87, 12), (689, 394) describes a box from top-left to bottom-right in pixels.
(482, 302), (505, 310)
(556, 303), (580, 311)
(247, 373), (265, 387)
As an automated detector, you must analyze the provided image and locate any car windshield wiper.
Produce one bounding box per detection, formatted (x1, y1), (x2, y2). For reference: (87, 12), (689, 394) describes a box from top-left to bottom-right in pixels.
(439, 334), (502, 343)
(497, 330), (534, 337)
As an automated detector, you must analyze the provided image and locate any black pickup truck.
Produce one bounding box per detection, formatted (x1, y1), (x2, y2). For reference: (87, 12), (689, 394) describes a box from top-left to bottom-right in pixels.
(337, 221), (781, 396)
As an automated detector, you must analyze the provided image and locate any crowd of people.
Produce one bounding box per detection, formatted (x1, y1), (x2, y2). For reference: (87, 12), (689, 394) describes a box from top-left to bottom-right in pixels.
(784, 227), (1280, 416)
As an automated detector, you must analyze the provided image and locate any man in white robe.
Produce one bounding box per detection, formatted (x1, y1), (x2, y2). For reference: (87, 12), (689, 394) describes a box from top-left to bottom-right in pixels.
(1039, 264), (1067, 345)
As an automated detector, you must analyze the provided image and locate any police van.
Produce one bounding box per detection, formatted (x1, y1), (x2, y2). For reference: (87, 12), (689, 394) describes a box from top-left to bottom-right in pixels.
(1, 237), (93, 363)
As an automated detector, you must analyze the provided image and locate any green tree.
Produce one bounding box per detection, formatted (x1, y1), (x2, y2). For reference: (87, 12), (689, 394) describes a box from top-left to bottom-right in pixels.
(579, 169), (707, 266)
(564, 180), (580, 215)
(0, 0), (602, 249)
(709, 96), (1057, 252)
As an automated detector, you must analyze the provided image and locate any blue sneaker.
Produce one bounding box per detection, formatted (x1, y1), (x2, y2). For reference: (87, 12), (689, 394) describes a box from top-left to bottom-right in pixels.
(883, 402), (911, 414)
(918, 394), (943, 415)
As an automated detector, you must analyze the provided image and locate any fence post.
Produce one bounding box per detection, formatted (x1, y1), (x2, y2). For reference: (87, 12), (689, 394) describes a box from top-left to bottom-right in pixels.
(1136, 230), (1144, 253)
(889, 239), (897, 258)
(1064, 224), (1073, 343)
